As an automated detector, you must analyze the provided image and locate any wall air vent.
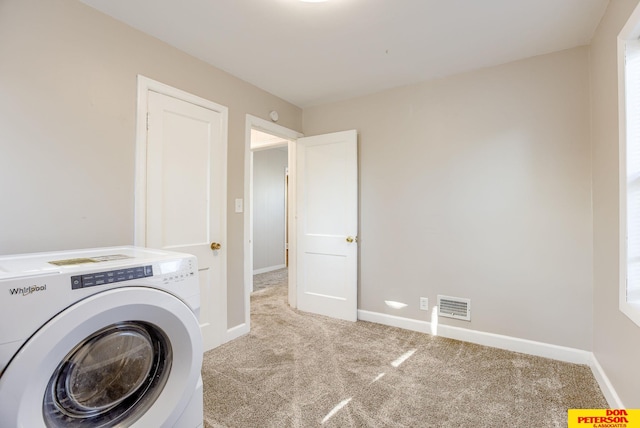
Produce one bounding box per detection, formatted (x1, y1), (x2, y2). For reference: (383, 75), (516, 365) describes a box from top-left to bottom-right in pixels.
(437, 295), (471, 321)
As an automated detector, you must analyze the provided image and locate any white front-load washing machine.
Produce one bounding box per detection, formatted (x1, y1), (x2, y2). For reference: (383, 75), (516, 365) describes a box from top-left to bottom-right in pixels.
(0, 246), (204, 428)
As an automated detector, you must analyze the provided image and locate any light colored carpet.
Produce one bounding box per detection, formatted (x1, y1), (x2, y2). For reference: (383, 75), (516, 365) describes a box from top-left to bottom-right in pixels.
(202, 273), (606, 427)
(252, 268), (287, 292)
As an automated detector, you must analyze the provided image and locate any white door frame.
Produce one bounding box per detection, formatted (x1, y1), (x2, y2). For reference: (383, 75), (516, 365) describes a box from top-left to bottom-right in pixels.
(244, 115), (302, 332)
(134, 75), (228, 343)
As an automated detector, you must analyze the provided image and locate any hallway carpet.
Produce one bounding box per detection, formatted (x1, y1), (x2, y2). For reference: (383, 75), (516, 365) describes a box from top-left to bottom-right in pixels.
(201, 278), (606, 427)
(252, 268), (287, 292)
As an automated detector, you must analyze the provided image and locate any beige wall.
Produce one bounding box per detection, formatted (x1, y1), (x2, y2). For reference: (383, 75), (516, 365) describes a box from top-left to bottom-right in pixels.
(0, 0), (302, 328)
(591, 0), (640, 408)
(253, 149), (288, 271)
(304, 47), (594, 350)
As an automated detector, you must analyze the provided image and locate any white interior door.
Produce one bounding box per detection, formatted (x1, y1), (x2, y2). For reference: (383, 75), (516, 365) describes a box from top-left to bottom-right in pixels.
(144, 89), (227, 352)
(296, 130), (358, 321)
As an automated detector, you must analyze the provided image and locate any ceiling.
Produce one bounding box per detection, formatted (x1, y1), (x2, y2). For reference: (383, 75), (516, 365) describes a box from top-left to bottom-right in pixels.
(79, 0), (609, 108)
(251, 129), (291, 148)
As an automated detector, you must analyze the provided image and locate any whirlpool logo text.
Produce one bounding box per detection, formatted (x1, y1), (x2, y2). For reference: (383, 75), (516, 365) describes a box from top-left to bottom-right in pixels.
(8, 284), (47, 296)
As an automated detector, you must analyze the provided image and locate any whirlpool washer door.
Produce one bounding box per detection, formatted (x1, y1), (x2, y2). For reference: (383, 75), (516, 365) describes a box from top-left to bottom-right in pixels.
(0, 287), (203, 428)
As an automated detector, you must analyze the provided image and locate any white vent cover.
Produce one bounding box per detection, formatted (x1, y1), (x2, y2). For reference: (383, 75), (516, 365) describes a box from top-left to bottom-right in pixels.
(437, 295), (471, 321)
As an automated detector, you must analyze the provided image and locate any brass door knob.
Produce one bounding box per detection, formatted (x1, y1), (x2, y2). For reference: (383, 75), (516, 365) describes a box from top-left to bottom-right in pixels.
(346, 236), (357, 243)
(210, 242), (222, 250)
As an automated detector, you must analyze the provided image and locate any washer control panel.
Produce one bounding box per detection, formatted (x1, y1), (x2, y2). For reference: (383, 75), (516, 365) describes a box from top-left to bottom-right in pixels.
(71, 265), (153, 290)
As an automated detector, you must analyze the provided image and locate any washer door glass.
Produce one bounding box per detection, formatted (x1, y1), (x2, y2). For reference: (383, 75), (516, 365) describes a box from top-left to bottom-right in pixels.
(43, 322), (172, 428)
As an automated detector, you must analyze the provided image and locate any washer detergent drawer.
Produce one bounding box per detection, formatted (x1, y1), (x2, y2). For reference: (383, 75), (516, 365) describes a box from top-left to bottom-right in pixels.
(0, 287), (203, 428)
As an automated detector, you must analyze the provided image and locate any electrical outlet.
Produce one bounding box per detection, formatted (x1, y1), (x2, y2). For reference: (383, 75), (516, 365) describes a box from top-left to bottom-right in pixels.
(419, 297), (429, 311)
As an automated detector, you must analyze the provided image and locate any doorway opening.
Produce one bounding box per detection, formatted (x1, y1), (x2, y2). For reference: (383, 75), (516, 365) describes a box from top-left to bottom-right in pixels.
(251, 129), (289, 293)
(243, 115), (302, 337)
(243, 115), (359, 336)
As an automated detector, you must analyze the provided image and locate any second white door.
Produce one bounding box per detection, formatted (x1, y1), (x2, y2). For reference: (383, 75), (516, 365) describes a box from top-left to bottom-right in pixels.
(296, 130), (358, 321)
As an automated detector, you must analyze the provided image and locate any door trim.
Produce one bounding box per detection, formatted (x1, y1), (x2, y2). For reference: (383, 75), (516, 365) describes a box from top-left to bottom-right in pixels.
(243, 115), (302, 336)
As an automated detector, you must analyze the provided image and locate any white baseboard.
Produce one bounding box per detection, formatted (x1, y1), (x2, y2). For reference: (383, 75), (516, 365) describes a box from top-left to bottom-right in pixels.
(589, 354), (625, 408)
(253, 264), (286, 275)
(358, 310), (431, 334)
(357, 309), (590, 365)
(357, 310), (627, 407)
(437, 324), (592, 365)
(225, 322), (249, 343)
